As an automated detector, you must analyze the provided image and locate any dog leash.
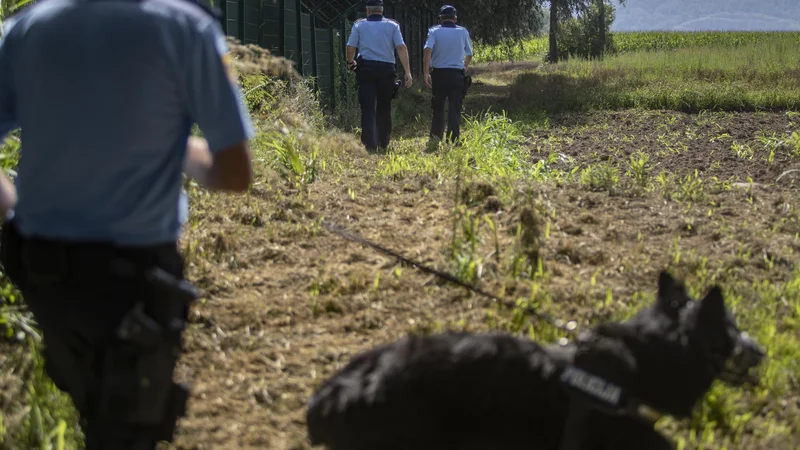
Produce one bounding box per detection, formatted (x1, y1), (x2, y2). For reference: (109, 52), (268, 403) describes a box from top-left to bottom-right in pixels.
(321, 219), (579, 337)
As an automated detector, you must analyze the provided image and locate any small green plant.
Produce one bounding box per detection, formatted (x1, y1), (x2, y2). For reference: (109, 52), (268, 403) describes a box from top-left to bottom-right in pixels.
(262, 131), (320, 186)
(787, 131), (800, 158)
(673, 170), (706, 203)
(730, 141), (753, 160)
(449, 207), (485, 285)
(626, 149), (652, 189)
(580, 162), (621, 194)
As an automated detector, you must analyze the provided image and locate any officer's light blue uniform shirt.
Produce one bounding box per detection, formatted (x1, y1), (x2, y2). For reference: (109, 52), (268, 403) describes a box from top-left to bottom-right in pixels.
(0, 0), (254, 246)
(424, 23), (473, 70)
(346, 15), (405, 64)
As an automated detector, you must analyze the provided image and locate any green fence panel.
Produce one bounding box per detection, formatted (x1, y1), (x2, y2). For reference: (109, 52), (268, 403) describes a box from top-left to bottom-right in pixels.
(224, 0), (240, 39)
(315, 27), (334, 104)
(242, 0), (260, 44)
(283, 0), (300, 66)
(261, 0), (282, 54)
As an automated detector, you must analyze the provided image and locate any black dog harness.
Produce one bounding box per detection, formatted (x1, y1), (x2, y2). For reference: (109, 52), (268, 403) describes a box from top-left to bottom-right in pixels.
(557, 364), (663, 426)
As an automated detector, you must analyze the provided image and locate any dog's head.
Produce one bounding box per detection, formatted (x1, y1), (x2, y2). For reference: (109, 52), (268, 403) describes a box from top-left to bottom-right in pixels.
(572, 271), (766, 418)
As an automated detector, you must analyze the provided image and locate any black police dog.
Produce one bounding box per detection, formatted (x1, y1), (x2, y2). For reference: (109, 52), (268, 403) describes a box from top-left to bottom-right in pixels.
(305, 271), (765, 450)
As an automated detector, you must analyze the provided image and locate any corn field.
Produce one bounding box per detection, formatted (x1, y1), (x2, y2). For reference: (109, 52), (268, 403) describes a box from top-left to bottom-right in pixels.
(473, 31), (800, 64)
(613, 30), (800, 52)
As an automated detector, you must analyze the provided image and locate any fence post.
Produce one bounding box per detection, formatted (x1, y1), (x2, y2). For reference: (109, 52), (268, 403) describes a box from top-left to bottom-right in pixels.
(310, 13), (318, 81)
(237, 0), (244, 42)
(340, 19), (347, 108)
(329, 26), (336, 111)
(295, 0), (303, 75)
(279, 0), (285, 56)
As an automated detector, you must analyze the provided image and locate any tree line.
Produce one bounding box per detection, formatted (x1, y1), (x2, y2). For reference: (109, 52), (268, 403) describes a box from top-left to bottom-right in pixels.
(396, 0), (625, 62)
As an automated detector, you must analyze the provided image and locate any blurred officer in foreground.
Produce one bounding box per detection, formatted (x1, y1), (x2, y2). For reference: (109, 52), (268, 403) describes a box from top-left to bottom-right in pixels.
(0, 0), (254, 448)
(346, 0), (413, 152)
(423, 4), (473, 146)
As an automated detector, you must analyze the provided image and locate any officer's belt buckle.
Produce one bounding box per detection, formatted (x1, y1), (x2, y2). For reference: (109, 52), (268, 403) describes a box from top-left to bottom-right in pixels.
(21, 239), (69, 284)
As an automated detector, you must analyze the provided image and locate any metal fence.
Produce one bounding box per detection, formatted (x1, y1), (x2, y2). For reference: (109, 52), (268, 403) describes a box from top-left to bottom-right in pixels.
(217, 0), (437, 110)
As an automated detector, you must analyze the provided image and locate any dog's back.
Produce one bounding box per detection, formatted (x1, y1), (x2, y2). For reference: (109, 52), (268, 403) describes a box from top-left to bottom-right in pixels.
(306, 331), (572, 450)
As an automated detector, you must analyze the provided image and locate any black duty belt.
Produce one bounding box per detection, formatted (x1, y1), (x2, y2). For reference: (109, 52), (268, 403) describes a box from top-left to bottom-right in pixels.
(1, 220), (177, 287)
(360, 59), (395, 68)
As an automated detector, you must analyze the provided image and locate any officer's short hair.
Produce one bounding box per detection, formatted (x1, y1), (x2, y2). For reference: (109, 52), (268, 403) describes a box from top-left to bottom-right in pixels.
(440, 14), (456, 20)
(366, 6), (383, 14)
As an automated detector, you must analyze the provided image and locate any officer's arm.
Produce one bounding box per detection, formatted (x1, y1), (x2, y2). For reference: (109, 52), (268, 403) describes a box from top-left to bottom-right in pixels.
(423, 49), (432, 76)
(0, 172), (17, 219)
(345, 24), (359, 64)
(0, 26), (19, 217)
(0, 21), (18, 141)
(423, 30), (434, 77)
(184, 136), (251, 192)
(346, 46), (357, 64)
(183, 20), (254, 193)
(464, 30), (474, 71)
(396, 44), (411, 76)
(392, 24), (411, 76)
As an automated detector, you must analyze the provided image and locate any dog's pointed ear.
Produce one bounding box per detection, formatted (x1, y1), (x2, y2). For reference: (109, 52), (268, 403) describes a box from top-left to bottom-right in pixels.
(656, 270), (689, 314)
(698, 285), (727, 323)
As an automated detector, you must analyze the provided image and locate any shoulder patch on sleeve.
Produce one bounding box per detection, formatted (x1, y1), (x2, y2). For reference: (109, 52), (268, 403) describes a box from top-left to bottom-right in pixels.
(354, 18), (366, 23)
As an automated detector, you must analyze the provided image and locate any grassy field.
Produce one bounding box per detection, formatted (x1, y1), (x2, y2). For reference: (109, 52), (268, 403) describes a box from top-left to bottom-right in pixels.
(2, 31), (800, 450)
(473, 32), (800, 114)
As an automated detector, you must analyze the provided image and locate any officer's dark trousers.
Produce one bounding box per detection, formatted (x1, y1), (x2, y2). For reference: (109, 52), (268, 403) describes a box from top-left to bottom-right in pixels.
(356, 61), (396, 151)
(0, 221), (190, 450)
(430, 68), (466, 143)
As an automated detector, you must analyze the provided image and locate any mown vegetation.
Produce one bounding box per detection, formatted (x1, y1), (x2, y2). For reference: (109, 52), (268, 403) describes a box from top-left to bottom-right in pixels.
(2, 15), (800, 450)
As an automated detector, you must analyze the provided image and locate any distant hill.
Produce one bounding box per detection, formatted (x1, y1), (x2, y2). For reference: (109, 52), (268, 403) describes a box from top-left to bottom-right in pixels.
(612, 0), (800, 31)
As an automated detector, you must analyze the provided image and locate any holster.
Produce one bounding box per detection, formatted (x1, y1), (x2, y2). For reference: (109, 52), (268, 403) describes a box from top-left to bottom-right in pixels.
(462, 71), (473, 99)
(100, 266), (199, 439)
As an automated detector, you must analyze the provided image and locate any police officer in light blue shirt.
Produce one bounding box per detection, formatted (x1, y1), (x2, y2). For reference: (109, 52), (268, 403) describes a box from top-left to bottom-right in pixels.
(0, 0), (254, 448)
(346, 0), (413, 152)
(424, 4), (473, 145)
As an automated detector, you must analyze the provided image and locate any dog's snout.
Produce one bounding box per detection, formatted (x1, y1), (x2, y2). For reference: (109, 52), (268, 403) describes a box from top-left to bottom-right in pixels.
(739, 332), (766, 363)
(718, 332), (767, 387)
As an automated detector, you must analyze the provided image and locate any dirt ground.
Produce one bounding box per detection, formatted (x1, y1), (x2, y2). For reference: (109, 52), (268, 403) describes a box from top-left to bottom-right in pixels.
(170, 63), (800, 450)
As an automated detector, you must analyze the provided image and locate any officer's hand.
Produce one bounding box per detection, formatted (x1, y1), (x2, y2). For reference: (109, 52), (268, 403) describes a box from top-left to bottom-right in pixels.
(0, 170), (17, 220)
(348, 60), (357, 72)
(424, 74), (432, 89)
(404, 73), (413, 88)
